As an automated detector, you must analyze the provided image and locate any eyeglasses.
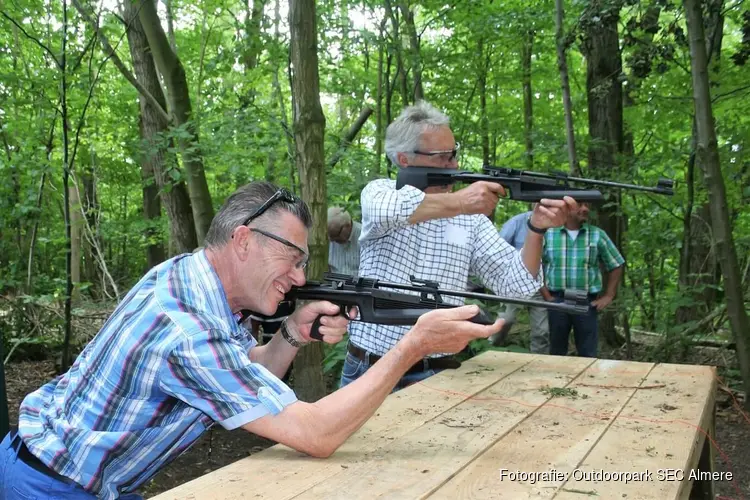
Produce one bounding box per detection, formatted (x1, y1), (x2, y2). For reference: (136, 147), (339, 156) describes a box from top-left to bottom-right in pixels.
(250, 228), (309, 270)
(413, 142), (460, 162)
(242, 188), (298, 226)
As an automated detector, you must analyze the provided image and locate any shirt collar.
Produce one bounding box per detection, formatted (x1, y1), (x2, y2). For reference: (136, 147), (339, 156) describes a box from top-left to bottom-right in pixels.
(191, 249), (239, 326)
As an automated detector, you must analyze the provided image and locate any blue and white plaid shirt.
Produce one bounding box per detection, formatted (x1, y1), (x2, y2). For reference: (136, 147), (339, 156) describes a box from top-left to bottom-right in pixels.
(349, 179), (543, 357)
(18, 250), (297, 498)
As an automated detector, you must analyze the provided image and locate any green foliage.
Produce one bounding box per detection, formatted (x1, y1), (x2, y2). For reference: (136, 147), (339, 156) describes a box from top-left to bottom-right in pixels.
(0, 0), (747, 370)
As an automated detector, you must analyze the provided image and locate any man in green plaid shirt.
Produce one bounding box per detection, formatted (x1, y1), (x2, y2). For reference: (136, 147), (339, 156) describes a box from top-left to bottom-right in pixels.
(540, 202), (625, 357)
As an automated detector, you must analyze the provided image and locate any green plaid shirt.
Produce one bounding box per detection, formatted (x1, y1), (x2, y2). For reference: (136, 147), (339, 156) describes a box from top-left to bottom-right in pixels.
(542, 224), (625, 293)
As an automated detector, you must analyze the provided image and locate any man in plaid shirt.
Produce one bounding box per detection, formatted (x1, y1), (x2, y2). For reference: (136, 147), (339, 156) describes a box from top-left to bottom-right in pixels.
(1, 182), (504, 499)
(540, 202), (625, 357)
(341, 101), (577, 390)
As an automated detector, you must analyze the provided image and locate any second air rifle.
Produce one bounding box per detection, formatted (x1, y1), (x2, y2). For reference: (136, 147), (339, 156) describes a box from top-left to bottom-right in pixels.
(242, 273), (592, 340)
(396, 165), (675, 202)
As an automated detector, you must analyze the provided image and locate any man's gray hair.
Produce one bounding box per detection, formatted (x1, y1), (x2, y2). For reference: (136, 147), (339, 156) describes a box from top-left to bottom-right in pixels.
(384, 100), (451, 166)
(204, 181), (312, 249)
(327, 206), (351, 229)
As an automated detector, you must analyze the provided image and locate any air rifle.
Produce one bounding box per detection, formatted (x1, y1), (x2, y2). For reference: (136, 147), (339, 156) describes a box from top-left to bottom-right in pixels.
(242, 273), (592, 340)
(396, 165), (675, 201)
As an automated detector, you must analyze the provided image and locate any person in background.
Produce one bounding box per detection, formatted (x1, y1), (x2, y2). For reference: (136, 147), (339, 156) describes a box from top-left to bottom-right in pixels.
(540, 202), (625, 358)
(327, 206), (361, 277)
(489, 207), (550, 354)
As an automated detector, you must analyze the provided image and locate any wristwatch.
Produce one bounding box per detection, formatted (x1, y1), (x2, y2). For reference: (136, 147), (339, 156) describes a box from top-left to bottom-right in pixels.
(527, 217), (547, 234)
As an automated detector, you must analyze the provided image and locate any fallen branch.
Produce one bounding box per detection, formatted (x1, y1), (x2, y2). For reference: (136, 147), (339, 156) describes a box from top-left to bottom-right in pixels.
(327, 106), (374, 169)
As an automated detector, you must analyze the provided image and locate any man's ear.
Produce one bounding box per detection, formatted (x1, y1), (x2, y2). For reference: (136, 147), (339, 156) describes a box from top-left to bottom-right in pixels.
(396, 152), (410, 167)
(232, 226), (252, 259)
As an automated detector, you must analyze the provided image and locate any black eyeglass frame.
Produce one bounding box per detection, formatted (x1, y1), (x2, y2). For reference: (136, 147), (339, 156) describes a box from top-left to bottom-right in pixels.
(412, 142), (461, 162)
(250, 228), (309, 270)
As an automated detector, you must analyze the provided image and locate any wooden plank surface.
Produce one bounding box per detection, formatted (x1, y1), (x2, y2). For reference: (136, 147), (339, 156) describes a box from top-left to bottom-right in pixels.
(292, 355), (595, 499)
(552, 362), (716, 500)
(429, 358), (656, 499)
(150, 351), (537, 500)
(150, 352), (716, 500)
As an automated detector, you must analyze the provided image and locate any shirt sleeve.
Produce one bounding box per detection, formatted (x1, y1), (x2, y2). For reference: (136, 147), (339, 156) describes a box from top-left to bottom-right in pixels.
(596, 229), (626, 271)
(160, 329), (297, 430)
(470, 215), (543, 298)
(360, 179), (425, 241)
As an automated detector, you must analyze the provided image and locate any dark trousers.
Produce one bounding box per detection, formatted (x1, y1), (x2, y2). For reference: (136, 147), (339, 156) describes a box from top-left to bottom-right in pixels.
(548, 290), (599, 358)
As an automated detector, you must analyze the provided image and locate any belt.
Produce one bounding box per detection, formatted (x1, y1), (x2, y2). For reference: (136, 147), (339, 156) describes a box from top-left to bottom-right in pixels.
(9, 430), (79, 486)
(347, 343), (461, 375)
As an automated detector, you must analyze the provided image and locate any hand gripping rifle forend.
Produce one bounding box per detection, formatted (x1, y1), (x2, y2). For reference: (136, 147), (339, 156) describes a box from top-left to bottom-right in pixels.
(395, 165), (675, 201)
(280, 273), (592, 341)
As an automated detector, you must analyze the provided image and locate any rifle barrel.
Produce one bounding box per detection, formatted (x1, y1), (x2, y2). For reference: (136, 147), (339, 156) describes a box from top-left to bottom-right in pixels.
(375, 280), (590, 314)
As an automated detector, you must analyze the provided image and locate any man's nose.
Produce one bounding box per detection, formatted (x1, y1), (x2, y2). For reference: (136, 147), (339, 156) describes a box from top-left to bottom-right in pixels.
(290, 266), (306, 285)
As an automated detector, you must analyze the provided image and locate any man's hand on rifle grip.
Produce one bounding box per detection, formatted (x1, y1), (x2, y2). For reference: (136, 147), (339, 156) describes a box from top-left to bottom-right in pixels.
(288, 301), (357, 344)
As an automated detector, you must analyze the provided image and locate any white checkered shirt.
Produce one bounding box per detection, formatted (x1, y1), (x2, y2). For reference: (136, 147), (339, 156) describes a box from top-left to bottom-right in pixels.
(349, 179), (543, 357)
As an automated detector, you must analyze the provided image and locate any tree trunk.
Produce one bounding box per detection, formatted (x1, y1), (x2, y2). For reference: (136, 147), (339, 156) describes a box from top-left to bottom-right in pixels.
(384, 0), (409, 107)
(581, 0), (626, 348)
(139, 116), (167, 269)
(677, 2), (724, 323)
(521, 30), (534, 169)
(684, 0), (750, 409)
(80, 152), (100, 297)
(136, 0), (214, 244)
(69, 178), (82, 300)
(398, 0), (423, 102)
(239, 0), (267, 108)
(475, 36), (489, 165)
(125, 0), (198, 254)
(555, 0), (579, 174)
(289, 0), (327, 402)
(374, 17), (387, 179)
(60, 0), (74, 373)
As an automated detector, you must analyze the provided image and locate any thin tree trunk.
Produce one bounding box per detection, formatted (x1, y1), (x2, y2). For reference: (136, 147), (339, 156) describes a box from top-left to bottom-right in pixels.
(163, 0), (177, 52)
(374, 17), (387, 179)
(521, 30), (534, 169)
(477, 36), (490, 165)
(69, 178), (82, 300)
(125, 0), (198, 254)
(555, 0), (579, 174)
(240, 0), (267, 107)
(684, 0), (750, 409)
(289, 0), (327, 402)
(270, 0), (295, 191)
(384, 0), (409, 107)
(80, 150), (99, 297)
(136, 0), (214, 244)
(60, 0), (74, 373)
(397, 0), (423, 102)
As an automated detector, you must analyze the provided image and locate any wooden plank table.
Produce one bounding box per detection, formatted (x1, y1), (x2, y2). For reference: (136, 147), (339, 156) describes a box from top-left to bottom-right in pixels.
(150, 351), (721, 500)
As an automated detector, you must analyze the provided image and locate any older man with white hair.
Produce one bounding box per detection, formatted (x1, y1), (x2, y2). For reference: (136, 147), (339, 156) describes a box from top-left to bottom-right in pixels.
(340, 100), (577, 391)
(327, 206), (361, 277)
